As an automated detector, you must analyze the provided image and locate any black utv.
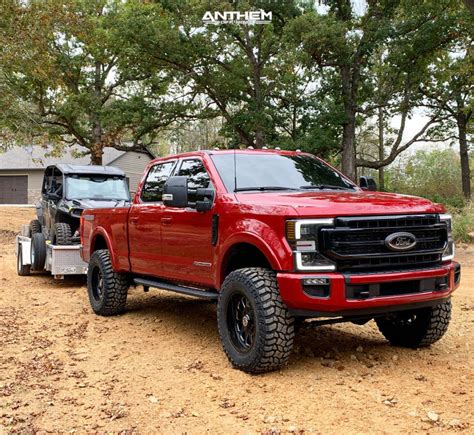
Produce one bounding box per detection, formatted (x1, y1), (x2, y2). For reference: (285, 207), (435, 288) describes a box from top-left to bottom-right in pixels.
(30, 164), (130, 245)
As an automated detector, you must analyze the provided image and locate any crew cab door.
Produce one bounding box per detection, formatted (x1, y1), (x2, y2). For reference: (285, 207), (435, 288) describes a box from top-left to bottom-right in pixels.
(159, 158), (215, 286)
(128, 160), (176, 275)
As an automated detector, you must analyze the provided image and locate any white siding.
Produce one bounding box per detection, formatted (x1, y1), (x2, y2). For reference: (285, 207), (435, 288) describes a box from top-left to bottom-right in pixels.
(108, 152), (152, 194)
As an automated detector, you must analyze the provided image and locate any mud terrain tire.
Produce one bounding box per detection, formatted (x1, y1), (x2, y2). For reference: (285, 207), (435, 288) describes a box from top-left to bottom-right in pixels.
(87, 249), (129, 316)
(30, 219), (42, 236)
(217, 268), (295, 374)
(54, 222), (72, 245)
(376, 299), (452, 348)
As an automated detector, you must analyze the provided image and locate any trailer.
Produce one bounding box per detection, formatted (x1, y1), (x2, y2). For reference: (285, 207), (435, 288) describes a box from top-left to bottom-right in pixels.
(16, 224), (87, 279)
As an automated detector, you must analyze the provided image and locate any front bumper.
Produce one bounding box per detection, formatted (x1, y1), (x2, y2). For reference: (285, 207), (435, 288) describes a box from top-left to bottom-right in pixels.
(277, 261), (461, 318)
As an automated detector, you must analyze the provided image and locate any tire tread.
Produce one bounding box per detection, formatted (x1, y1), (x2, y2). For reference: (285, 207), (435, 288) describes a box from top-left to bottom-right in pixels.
(217, 268), (294, 374)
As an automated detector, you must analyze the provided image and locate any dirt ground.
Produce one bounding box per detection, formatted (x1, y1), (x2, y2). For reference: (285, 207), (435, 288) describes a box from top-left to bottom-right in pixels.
(0, 207), (473, 434)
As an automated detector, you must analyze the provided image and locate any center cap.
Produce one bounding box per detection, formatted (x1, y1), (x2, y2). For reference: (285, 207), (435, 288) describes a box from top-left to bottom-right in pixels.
(242, 314), (250, 327)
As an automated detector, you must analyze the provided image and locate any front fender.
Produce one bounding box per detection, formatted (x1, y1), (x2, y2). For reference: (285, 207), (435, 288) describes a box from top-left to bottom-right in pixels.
(215, 218), (292, 286)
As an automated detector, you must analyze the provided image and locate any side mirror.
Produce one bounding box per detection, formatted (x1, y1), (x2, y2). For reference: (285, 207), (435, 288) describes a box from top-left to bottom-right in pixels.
(195, 188), (214, 212)
(359, 176), (377, 192)
(163, 176), (188, 207)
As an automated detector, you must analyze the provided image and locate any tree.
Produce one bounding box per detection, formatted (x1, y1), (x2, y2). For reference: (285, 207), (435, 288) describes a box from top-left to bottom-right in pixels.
(0, 0), (189, 164)
(115, 0), (303, 149)
(419, 23), (473, 199)
(290, 0), (461, 180)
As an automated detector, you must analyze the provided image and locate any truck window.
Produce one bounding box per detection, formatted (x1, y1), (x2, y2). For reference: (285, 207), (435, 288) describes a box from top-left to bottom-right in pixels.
(141, 161), (175, 202)
(177, 159), (211, 203)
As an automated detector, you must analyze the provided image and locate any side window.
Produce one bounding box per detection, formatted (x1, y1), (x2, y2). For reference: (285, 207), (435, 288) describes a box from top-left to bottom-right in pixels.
(177, 159), (211, 203)
(141, 161), (175, 202)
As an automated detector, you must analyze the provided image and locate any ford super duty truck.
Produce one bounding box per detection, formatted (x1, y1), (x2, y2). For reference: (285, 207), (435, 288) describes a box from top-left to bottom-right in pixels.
(80, 149), (461, 374)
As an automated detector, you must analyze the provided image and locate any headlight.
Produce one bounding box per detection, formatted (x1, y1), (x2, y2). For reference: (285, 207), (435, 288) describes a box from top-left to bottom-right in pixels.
(286, 219), (335, 271)
(440, 213), (455, 261)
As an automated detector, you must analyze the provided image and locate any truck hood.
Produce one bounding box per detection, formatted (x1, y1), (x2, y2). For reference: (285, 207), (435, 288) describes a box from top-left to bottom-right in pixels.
(62, 198), (130, 210)
(235, 190), (443, 217)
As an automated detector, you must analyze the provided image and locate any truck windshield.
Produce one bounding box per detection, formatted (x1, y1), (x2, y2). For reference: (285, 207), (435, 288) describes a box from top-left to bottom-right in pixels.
(210, 153), (355, 192)
(66, 175), (130, 201)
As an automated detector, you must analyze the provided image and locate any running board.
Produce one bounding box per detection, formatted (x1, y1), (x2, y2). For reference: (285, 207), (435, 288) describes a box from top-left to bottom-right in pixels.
(133, 277), (218, 300)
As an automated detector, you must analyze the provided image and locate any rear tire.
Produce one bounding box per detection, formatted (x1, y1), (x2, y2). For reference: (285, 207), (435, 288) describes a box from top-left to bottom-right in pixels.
(17, 244), (30, 276)
(87, 249), (129, 316)
(376, 299), (452, 348)
(54, 222), (72, 245)
(30, 233), (46, 271)
(30, 219), (42, 236)
(217, 268), (295, 374)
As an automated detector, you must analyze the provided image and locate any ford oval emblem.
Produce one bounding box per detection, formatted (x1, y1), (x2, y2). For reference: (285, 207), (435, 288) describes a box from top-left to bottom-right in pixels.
(385, 232), (417, 252)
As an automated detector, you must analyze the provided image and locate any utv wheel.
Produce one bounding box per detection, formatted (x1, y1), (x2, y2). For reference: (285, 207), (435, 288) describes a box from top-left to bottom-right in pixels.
(30, 219), (42, 236)
(17, 244), (30, 276)
(30, 233), (46, 271)
(376, 299), (452, 348)
(54, 222), (72, 245)
(217, 268), (295, 374)
(87, 249), (129, 316)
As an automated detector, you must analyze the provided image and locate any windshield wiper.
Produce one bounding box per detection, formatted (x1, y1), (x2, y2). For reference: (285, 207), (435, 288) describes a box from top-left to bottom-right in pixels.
(235, 186), (301, 192)
(300, 184), (352, 191)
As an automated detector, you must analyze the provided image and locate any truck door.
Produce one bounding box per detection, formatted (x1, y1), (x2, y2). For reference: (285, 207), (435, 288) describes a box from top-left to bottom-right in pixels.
(159, 158), (215, 286)
(128, 160), (176, 275)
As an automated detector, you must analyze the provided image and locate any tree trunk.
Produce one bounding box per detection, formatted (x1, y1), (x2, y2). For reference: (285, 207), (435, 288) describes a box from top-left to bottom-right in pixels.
(90, 60), (104, 165)
(378, 107), (385, 191)
(458, 117), (471, 199)
(340, 65), (357, 181)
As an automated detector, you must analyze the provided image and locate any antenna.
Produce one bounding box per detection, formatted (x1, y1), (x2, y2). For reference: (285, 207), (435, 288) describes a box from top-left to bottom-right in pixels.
(233, 141), (238, 192)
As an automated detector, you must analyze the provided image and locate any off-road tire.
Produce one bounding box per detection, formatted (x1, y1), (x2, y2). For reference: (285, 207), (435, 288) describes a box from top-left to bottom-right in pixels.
(30, 219), (42, 236)
(217, 268), (295, 374)
(376, 299), (452, 348)
(54, 222), (72, 245)
(87, 249), (129, 316)
(30, 232), (46, 271)
(17, 243), (30, 276)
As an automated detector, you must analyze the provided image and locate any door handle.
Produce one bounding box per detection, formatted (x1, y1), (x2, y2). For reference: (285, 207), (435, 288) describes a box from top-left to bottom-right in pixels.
(129, 216), (139, 223)
(161, 217), (172, 226)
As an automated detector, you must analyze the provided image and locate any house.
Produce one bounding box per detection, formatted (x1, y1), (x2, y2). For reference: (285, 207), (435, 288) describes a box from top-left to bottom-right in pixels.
(0, 145), (154, 204)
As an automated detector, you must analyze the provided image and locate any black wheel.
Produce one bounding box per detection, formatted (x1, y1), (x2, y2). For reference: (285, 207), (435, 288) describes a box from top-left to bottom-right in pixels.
(30, 232), (46, 271)
(30, 219), (42, 236)
(217, 268), (295, 374)
(54, 222), (72, 245)
(87, 249), (129, 316)
(17, 243), (30, 276)
(376, 299), (452, 348)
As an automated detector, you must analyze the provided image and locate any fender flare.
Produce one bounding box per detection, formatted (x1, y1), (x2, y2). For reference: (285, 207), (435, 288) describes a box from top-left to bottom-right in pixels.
(90, 227), (118, 269)
(216, 229), (286, 286)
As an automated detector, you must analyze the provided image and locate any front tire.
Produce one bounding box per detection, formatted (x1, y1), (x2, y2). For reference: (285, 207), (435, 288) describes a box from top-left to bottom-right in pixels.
(87, 249), (129, 316)
(376, 299), (452, 348)
(217, 268), (295, 374)
(30, 219), (42, 236)
(54, 222), (72, 245)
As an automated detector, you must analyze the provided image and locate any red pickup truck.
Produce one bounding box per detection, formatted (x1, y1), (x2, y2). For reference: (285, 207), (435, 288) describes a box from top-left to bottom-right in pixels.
(81, 149), (461, 373)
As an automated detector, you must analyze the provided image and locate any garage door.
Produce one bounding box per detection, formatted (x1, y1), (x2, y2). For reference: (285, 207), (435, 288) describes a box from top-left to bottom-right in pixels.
(0, 176), (28, 204)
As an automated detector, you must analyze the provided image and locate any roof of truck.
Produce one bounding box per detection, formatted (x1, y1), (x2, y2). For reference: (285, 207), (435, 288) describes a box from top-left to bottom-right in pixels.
(50, 164), (126, 176)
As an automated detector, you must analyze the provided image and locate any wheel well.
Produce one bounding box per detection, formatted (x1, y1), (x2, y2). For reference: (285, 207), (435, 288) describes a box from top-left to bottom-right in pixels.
(221, 243), (272, 284)
(92, 234), (108, 252)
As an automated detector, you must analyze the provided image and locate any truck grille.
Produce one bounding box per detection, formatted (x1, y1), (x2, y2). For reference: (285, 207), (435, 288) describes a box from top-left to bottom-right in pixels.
(319, 214), (447, 273)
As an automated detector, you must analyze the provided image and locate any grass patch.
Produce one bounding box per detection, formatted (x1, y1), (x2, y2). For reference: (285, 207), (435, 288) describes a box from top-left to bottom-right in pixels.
(447, 202), (474, 243)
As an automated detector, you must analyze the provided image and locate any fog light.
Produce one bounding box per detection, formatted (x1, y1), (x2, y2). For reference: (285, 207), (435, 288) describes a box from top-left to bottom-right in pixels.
(302, 277), (331, 298)
(303, 278), (329, 286)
